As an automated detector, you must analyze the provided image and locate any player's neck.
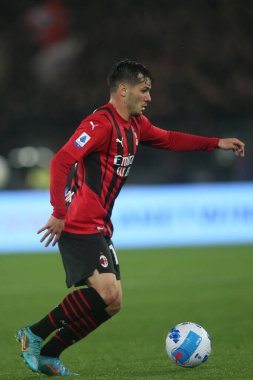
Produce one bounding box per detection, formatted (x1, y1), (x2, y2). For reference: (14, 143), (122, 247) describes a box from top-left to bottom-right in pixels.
(109, 98), (131, 121)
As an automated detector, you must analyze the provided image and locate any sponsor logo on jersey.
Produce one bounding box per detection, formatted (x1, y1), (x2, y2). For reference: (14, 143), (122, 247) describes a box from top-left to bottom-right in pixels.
(116, 137), (124, 147)
(99, 254), (108, 268)
(90, 121), (98, 130)
(114, 154), (135, 177)
(74, 132), (91, 148)
(114, 154), (134, 167)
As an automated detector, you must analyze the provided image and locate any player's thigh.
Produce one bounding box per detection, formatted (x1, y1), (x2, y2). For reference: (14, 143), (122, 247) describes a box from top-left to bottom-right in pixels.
(58, 232), (120, 288)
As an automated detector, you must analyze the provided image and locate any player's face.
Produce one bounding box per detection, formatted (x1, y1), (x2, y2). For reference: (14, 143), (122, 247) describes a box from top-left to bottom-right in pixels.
(125, 76), (152, 117)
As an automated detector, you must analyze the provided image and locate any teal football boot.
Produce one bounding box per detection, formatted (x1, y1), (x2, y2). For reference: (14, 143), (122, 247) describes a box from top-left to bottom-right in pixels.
(38, 355), (79, 376)
(15, 326), (43, 372)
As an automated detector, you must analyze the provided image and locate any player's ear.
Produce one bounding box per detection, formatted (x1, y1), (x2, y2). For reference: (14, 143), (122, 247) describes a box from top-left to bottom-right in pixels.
(119, 83), (128, 97)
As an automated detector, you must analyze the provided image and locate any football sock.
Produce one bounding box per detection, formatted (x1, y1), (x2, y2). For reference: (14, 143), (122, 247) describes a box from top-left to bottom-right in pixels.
(40, 287), (111, 357)
(30, 287), (110, 340)
(40, 313), (110, 358)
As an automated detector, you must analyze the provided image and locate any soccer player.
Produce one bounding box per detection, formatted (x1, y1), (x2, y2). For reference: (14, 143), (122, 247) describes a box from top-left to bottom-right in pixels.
(16, 59), (245, 376)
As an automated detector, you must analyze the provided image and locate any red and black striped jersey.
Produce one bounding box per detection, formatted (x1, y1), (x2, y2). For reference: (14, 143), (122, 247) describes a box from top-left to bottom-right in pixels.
(50, 102), (219, 237)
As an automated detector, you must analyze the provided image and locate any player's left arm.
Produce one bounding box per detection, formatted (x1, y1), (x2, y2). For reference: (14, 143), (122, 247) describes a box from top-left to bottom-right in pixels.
(217, 138), (245, 157)
(138, 116), (245, 156)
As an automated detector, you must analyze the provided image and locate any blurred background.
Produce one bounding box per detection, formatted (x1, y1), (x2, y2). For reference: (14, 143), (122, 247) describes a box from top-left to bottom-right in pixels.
(0, 0), (252, 190)
(1, 3), (253, 376)
(0, 0), (252, 252)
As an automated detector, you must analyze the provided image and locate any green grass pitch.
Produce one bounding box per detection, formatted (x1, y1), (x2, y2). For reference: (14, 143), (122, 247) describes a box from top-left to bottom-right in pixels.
(0, 245), (253, 380)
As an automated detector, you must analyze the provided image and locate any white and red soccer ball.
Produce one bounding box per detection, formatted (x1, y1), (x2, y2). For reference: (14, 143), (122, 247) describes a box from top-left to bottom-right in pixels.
(166, 322), (211, 368)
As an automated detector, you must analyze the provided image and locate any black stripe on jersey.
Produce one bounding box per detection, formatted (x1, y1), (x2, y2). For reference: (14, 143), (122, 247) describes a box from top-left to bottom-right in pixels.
(104, 124), (135, 227)
(84, 152), (102, 196)
(98, 107), (123, 208)
(100, 113), (114, 187)
(97, 107), (125, 237)
(65, 164), (79, 207)
(98, 107), (123, 155)
(125, 127), (134, 156)
(91, 109), (115, 202)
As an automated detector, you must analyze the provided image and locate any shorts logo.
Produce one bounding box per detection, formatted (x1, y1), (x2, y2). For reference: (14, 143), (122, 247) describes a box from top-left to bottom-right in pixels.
(99, 254), (108, 268)
(74, 132), (91, 148)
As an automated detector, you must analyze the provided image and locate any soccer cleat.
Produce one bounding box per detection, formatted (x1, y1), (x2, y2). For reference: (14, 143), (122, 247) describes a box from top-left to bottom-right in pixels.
(15, 326), (43, 372)
(38, 356), (79, 377)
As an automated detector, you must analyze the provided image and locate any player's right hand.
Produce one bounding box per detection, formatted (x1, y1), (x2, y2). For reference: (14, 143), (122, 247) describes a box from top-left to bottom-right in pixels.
(37, 215), (65, 248)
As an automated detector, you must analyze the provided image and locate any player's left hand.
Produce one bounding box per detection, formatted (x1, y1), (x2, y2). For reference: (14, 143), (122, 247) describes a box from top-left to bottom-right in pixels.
(37, 215), (65, 248)
(218, 138), (245, 157)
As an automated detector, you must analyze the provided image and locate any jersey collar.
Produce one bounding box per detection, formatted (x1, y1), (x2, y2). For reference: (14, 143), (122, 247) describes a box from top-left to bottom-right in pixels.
(106, 103), (132, 129)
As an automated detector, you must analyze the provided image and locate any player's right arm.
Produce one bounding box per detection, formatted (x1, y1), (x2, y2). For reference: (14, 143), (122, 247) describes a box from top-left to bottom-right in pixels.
(38, 116), (110, 247)
(37, 215), (65, 247)
(37, 149), (76, 247)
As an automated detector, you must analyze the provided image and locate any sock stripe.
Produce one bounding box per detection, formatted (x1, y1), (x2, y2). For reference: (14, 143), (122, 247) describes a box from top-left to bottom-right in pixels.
(71, 292), (97, 328)
(55, 333), (68, 347)
(61, 301), (74, 322)
(77, 289), (91, 310)
(74, 321), (88, 337)
(66, 295), (82, 320)
(79, 317), (93, 332)
(67, 324), (83, 339)
(71, 292), (87, 315)
(32, 287), (111, 359)
(71, 293), (97, 329)
(48, 312), (58, 329)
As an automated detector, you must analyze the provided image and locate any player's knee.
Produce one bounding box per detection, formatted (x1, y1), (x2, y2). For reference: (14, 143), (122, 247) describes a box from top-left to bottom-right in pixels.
(101, 284), (120, 306)
(110, 298), (122, 315)
(106, 293), (122, 316)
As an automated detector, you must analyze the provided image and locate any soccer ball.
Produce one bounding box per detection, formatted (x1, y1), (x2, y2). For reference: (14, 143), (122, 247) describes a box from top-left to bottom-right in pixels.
(165, 322), (211, 368)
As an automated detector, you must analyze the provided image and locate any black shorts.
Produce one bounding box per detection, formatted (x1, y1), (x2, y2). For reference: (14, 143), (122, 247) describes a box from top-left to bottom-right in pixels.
(58, 232), (120, 288)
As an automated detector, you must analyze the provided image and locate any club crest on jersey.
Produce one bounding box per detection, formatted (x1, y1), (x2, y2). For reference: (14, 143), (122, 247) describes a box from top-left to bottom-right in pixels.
(74, 132), (91, 148)
(99, 254), (108, 268)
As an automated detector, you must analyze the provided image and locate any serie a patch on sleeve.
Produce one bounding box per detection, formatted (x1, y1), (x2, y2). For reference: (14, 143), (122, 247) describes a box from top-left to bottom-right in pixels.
(74, 132), (91, 148)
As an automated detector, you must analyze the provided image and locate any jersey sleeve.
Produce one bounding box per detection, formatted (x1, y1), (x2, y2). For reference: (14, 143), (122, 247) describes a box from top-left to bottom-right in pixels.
(50, 116), (111, 219)
(50, 149), (76, 219)
(62, 116), (111, 161)
(139, 116), (219, 152)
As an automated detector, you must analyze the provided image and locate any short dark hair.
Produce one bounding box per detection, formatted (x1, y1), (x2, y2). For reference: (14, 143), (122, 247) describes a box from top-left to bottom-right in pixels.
(107, 59), (153, 93)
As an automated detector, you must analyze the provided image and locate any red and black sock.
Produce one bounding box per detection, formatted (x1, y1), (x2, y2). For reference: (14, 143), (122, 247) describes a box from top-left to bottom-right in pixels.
(30, 287), (110, 344)
(40, 316), (107, 357)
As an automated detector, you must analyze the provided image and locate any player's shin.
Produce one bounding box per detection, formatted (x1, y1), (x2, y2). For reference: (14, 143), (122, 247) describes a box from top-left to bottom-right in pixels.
(41, 315), (108, 357)
(29, 287), (110, 340)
